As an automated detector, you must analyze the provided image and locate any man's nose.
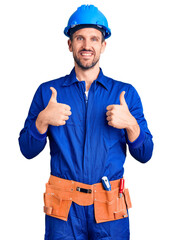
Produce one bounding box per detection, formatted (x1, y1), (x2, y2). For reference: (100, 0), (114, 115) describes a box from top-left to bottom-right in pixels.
(83, 39), (91, 50)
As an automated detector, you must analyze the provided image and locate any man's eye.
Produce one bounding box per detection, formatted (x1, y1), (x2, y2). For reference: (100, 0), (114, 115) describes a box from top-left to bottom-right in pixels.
(77, 37), (83, 41)
(92, 38), (98, 42)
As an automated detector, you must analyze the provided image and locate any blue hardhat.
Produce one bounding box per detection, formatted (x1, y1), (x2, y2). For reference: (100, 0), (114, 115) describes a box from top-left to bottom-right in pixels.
(64, 5), (111, 39)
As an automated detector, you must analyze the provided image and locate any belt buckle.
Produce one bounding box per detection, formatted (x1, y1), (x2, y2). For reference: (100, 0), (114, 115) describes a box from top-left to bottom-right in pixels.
(76, 187), (92, 194)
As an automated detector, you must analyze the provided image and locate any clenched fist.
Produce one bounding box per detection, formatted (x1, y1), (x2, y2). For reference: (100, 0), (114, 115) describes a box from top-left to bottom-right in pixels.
(106, 91), (140, 142)
(36, 87), (72, 134)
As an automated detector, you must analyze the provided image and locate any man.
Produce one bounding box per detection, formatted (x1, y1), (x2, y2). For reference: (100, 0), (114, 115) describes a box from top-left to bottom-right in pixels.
(19, 4), (153, 240)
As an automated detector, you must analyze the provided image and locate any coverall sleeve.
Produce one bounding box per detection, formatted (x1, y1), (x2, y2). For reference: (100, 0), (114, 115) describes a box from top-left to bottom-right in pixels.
(125, 85), (154, 163)
(18, 84), (47, 159)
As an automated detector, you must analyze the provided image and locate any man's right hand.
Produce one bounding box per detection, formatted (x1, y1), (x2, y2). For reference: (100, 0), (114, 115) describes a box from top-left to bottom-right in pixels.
(36, 87), (72, 134)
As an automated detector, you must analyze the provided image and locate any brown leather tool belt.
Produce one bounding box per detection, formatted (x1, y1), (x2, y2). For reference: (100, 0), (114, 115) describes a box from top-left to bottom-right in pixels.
(43, 175), (132, 223)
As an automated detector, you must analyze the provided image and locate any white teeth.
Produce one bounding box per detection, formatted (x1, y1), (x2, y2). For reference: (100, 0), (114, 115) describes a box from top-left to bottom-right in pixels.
(81, 53), (92, 56)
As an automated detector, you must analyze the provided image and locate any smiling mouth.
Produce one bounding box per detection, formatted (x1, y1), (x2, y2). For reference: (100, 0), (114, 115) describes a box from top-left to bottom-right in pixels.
(80, 51), (94, 58)
(81, 53), (92, 56)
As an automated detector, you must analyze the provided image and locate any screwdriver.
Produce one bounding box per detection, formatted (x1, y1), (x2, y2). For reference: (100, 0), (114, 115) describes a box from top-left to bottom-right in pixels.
(119, 178), (125, 198)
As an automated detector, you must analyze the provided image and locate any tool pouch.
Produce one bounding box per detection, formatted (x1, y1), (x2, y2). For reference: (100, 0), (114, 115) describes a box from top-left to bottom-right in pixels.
(94, 188), (132, 223)
(43, 175), (132, 223)
(44, 183), (72, 221)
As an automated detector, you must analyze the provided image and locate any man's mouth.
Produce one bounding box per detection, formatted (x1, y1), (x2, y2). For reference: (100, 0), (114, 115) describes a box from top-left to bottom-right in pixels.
(80, 50), (94, 58)
(81, 53), (92, 56)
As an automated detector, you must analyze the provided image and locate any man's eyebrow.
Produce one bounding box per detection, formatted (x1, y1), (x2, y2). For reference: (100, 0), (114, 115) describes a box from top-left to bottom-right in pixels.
(74, 34), (84, 39)
(74, 34), (101, 39)
(92, 35), (101, 40)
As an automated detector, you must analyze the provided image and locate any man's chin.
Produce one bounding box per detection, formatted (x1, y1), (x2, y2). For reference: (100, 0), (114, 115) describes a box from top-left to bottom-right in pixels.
(78, 64), (95, 70)
(75, 60), (99, 70)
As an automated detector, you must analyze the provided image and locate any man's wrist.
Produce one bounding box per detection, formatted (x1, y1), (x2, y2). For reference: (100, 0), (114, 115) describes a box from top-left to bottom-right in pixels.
(36, 111), (49, 134)
(126, 118), (140, 142)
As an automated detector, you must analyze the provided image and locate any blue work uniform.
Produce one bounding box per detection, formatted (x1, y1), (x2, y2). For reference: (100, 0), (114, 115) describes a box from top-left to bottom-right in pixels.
(19, 68), (153, 240)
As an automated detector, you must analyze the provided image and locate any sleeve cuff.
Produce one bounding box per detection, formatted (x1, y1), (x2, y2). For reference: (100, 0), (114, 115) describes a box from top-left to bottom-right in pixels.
(127, 127), (145, 149)
(29, 120), (47, 141)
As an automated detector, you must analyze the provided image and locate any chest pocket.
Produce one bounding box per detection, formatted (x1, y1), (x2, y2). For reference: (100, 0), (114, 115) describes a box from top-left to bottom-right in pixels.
(58, 94), (85, 128)
(65, 116), (76, 126)
(103, 123), (126, 149)
(65, 108), (85, 127)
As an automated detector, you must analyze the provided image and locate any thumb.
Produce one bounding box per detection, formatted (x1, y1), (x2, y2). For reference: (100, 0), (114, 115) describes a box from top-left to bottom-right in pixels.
(119, 91), (127, 106)
(49, 87), (57, 103)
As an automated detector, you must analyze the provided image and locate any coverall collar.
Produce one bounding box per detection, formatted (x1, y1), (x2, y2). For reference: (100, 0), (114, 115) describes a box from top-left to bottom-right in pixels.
(62, 67), (109, 91)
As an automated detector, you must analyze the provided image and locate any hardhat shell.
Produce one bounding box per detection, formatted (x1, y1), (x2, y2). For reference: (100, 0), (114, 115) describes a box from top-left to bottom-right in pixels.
(64, 5), (111, 39)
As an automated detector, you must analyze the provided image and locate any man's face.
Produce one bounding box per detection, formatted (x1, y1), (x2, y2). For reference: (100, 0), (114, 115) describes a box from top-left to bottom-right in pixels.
(68, 28), (106, 70)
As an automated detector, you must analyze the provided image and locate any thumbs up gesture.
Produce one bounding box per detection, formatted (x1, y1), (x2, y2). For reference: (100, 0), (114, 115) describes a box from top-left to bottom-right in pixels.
(36, 87), (72, 134)
(106, 91), (137, 130)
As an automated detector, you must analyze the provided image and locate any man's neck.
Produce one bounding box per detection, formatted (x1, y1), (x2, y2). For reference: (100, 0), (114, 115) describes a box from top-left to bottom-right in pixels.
(75, 64), (100, 91)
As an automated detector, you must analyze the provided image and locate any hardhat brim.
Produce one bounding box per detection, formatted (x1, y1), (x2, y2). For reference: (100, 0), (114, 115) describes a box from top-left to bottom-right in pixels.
(64, 24), (111, 39)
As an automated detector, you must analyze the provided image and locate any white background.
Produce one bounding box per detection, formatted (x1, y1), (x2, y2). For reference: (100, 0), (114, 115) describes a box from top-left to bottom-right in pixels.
(0, 0), (172, 239)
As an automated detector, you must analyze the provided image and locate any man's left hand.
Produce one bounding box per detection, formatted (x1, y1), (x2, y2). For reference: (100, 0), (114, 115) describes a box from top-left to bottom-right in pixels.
(106, 91), (140, 142)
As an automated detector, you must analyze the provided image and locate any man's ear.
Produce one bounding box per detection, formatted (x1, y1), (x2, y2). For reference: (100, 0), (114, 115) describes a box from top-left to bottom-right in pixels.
(101, 41), (107, 54)
(68, 39), (73, 52)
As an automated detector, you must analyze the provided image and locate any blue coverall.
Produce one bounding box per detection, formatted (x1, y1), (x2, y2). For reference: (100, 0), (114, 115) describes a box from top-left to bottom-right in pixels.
(19, 68), (153, 240)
